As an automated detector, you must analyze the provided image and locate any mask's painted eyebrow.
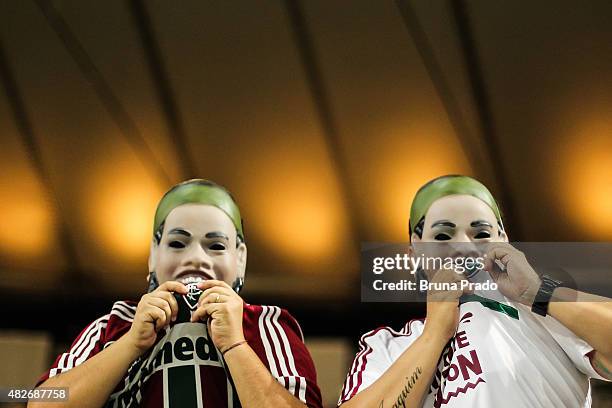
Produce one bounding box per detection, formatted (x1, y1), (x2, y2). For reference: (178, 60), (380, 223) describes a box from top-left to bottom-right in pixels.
(431, 220), (456, 229)
(471, 220), (493, 228)
(205, 231), (229, 241)
(168, 228), (191, 237)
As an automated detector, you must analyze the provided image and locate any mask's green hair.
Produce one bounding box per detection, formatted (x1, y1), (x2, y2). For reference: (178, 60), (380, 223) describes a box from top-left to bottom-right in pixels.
(153, 179), (244, 244)
(409, 175), (504, 237)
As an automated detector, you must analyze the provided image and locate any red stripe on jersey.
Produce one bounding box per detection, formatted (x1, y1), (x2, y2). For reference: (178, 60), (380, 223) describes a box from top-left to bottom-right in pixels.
(201, 365), (230, 408)
(267, 307), (290, 377)
(342, 329), (378, 401)
(40, 301), (322, 408)
(340, 319), (424, 403)
(272, 309), (292, 374)
(266, 306), (298, 396)
(57, 316), (108, 376)
(349, 345), (373, 399)
(270, 308), (293, 380)
(139, 372), (163, 408)
(270, 306), (307, 400)
(260, 306), (285, 378)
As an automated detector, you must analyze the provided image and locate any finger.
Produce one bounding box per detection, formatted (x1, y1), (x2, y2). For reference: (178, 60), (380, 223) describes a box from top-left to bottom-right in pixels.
(483, 255), (494, 272)
(486, 247), (512, 269)
(198, 288), (221, 306)
(151, 290), (180, 322)
(488, 242), (516, 251)
(147, 297), (172, 325)
(153, 308), (167, 331)
(143, 305), (167, 331)
(191, 303), (221, 323)
(198, 287), (233, 305)
(197, 279), (233, 291)
(156, 280), (188, 295)
(487, 242), (520, 259)
(199, 293), (227, 305)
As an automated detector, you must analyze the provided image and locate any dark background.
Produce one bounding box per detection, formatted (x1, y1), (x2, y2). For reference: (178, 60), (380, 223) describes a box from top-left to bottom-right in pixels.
(1, 0), (611, 406)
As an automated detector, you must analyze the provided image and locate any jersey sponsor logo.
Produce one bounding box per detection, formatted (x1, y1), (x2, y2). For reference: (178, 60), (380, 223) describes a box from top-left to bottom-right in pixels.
(109, 324), (224, 407)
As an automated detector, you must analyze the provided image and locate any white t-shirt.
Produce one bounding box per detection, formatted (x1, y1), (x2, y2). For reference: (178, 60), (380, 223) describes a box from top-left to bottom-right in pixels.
(339, 298), (609, 407)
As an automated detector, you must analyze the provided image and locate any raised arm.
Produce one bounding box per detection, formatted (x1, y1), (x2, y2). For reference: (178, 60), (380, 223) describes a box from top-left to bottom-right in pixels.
(340, 328), (448, 408)
(29, 334), (141, 408)
(340, 268), (466, 408)
(29, 281), (187, 408)
(194, 281), (318, 407)
(223, 342), (310, 407)
(485, 244), (612, 379)
(548, 289), (612, 378)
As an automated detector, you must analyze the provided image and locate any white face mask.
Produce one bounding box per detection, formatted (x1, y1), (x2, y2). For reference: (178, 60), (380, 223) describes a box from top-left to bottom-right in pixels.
(414, 195), (507, 244)
(148, 204), (246, 292)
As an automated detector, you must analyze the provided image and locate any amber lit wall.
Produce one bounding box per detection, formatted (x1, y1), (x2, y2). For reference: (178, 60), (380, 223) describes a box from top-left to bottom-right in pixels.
(1, 1), (611, 406)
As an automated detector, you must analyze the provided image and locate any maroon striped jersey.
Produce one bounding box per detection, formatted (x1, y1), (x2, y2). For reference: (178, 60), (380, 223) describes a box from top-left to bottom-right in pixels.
(37, 300), (323, 408)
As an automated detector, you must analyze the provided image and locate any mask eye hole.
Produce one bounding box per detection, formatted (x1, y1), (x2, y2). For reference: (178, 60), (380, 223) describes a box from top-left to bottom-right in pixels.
(209, 243), (226, 251)
(169, 241), (185, 249)
(474, 231), (491, 239)
(434, 233), (451, 241)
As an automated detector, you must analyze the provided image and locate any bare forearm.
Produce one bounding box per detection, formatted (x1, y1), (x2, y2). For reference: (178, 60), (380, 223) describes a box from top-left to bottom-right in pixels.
(341, 329), (448, 408)
(28, 336), (141, 408)
(548, 288), (612, 358)
(223, 344), (305, 408)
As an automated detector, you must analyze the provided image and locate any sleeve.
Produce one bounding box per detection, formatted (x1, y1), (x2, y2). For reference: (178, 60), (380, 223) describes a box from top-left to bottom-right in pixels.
(256, 305), (323, 408)
(539, 313), (610, 381)
(35, 301), (136, 387)
(35, 314), (110, 386)
(337, 323), (423, 406)
(337, 328), (392, 405)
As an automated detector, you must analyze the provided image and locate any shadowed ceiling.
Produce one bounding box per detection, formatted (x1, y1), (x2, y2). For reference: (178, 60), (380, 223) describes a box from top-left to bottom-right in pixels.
(1, 0), (611, 303)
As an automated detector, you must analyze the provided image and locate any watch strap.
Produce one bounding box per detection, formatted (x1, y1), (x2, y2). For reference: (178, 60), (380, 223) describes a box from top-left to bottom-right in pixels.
(531, 275), (563, 316)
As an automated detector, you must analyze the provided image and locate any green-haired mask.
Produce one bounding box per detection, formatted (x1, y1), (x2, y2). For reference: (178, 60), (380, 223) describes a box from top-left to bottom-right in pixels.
(153, 179), (244, 244)
(409, 175), (503, 237)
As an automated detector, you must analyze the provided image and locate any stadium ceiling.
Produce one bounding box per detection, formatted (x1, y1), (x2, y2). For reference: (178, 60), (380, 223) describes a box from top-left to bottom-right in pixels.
(1, 0), (611, 300)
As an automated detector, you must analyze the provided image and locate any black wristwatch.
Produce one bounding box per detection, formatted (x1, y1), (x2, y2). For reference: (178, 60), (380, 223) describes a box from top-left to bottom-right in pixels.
(531, 275), (563, 316)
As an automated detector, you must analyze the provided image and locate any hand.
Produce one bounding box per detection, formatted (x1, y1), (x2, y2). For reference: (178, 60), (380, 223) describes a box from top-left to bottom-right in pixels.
(125, 281), (188, 355)
(192, 280), (245, 352)
(484, 243), (541, 306)
(424, 266), (471, 341)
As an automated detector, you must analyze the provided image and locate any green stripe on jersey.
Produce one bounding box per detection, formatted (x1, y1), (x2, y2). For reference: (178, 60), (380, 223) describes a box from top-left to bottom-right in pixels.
(461, 294), (519, 320)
